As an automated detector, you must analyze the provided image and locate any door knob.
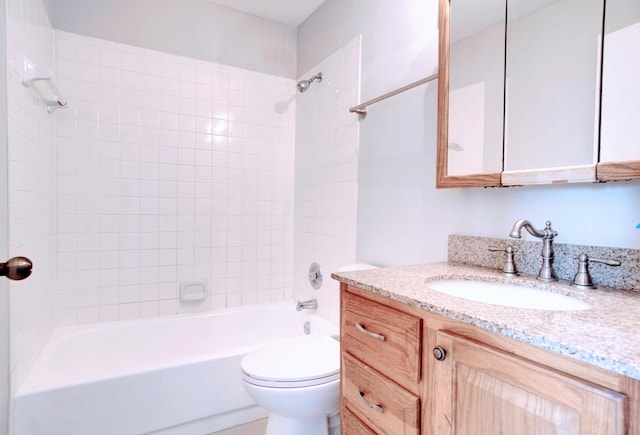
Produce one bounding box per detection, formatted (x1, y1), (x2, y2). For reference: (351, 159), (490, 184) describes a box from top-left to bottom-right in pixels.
(0, 257), (33, 280)
(433, 346), (447, 361)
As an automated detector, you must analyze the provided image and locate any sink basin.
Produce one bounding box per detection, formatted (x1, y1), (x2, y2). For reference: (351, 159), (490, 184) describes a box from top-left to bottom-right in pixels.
(426, 279), (592, 311)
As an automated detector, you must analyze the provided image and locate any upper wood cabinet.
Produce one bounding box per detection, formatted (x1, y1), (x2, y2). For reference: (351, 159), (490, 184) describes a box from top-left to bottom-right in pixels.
(437, 0), (640, 188)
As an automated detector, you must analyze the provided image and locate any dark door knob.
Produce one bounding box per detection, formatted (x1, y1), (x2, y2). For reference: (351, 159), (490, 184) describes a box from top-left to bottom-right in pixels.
(0, 257), (33, 280)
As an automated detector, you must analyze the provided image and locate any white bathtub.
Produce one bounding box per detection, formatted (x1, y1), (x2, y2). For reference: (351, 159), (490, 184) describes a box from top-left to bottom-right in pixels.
(15, 303), (339, 435)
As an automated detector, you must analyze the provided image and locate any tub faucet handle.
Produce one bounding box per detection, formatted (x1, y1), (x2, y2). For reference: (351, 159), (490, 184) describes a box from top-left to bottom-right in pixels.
(488, 246), (518, 275)
(572, 254), (621, 289)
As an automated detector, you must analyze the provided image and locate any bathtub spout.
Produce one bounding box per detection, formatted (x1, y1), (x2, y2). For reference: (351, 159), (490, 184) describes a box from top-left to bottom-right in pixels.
(296, 299), (318, 311)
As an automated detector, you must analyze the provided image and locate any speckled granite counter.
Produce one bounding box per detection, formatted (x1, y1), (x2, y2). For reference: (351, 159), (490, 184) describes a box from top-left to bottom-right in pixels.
(332, 262), (640, 381)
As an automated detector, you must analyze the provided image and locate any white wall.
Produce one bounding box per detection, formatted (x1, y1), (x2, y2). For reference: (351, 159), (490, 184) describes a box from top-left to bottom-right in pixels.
(299, 0), (640, 267)
(5, 0), (56, 417)
(293, 36), (361, 326)
(53, 31), (296, 326)
(44, 0), (297, 78)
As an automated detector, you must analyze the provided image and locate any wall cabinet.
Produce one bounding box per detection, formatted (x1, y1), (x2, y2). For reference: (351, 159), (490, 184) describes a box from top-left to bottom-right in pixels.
(436, 0), (640, 187)
(340, 283), (640, 434)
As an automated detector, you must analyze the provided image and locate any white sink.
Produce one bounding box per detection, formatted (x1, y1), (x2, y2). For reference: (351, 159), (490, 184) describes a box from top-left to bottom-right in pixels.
(426, 279), (592, 311)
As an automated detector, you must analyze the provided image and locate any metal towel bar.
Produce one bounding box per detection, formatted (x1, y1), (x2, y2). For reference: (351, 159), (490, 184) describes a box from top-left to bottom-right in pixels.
(349, 73), (438, 119)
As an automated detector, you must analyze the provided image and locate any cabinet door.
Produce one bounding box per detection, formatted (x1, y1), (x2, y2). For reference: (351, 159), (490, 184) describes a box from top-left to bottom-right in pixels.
(433, 331), (626, 435)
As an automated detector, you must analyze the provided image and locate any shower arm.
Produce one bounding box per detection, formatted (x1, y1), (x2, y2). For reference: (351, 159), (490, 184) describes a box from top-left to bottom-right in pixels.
(308, 73), (322, 84)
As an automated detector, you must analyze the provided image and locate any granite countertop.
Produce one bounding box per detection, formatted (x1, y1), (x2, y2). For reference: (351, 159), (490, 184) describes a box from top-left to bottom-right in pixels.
(332, 262), (640, 381)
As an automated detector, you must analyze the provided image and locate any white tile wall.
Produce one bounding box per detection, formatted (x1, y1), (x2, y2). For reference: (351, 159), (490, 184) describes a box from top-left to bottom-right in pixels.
(293, 36), (361, 326)
(5, 0), (56, 406)
(54, 31), (296, 325)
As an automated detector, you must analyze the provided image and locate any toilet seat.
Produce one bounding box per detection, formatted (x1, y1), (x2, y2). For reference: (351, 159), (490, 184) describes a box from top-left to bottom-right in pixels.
(241, 335), (340, 388)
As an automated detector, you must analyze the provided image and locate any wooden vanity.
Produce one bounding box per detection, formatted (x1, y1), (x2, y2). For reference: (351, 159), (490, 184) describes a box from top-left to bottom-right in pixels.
(338, 280), (640, 434)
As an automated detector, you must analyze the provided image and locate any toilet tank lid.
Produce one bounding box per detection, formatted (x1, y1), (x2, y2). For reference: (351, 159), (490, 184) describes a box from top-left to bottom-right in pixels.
(241, 335), (339, 382)
(337, 263), (379, 272)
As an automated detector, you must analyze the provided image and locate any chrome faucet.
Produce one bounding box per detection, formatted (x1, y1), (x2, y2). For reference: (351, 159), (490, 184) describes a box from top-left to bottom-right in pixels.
(296, 299), (318, 311)
(509, 219), (558, 281)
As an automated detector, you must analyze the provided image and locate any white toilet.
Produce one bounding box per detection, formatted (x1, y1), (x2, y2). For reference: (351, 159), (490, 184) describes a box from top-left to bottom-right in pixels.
(240, 334), (340, 435)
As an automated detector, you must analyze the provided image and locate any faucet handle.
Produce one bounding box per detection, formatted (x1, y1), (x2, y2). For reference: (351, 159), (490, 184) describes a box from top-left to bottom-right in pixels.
(488, 246), (518, 275)
(543, 221), (558, 239)
(572, 253), (621, 289)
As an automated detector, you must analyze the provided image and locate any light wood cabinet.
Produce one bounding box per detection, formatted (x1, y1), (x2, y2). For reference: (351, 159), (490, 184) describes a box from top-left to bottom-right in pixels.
(342, 407), (377, 435)
(341, 290), (422, 434)
(340, 283), (640, 434)
(436, 0), (640, 187)
(343, 353), (420, 435)
(433, 331), (626, 435)
(342, 291), (422, 388)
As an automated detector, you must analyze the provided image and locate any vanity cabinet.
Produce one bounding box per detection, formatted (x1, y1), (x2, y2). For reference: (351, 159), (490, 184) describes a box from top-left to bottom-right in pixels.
(340, 283), (640, 434)
(341, 290), (422, 434)
(433, 332), (626, 434)
(342, 407), (377, 435)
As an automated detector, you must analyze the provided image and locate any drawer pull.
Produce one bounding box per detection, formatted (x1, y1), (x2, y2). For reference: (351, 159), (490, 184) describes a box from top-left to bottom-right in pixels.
(357, 390), (384, 413)
(355, 322), (385, 341)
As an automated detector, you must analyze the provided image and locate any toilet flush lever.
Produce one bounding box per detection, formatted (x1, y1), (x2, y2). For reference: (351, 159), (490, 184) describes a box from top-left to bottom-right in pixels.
(0, 256), (32, 281)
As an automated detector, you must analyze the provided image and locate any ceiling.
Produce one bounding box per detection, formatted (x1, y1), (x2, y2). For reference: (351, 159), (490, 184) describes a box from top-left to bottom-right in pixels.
(203, 0), (326, 27)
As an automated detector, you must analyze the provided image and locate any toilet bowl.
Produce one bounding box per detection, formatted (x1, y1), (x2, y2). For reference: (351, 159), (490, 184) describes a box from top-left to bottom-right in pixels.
(241, 335), (340, 435)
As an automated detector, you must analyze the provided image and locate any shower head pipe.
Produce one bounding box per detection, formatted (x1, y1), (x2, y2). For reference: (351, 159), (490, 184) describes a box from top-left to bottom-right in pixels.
(297, 72), (323, 93)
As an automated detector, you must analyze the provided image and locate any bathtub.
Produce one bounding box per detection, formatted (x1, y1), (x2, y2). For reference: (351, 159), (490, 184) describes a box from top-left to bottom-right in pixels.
(15, 303), (339, 435)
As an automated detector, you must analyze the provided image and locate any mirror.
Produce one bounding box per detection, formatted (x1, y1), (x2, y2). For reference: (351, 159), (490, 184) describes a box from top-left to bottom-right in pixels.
(598, 0), (640, 180)
(502, 0), (603, 185)
(446, 0), (505, 177)
(437, 0), (503, 188)
(438, 0), (640, 188)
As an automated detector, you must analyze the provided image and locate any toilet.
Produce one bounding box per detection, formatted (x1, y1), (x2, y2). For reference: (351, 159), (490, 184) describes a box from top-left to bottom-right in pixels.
(240, 334), (340, 435)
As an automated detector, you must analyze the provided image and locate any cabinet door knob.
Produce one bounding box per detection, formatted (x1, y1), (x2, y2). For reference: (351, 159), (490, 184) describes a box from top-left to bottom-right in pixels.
(433, 346), (447, 361)
(0, 256), (33, 281)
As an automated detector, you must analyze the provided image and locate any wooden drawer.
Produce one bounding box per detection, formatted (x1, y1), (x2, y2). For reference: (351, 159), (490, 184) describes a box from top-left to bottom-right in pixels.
(342, 290), (422, 385)
(343, 352), (420, 435)
(342, 406), (377, 435)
